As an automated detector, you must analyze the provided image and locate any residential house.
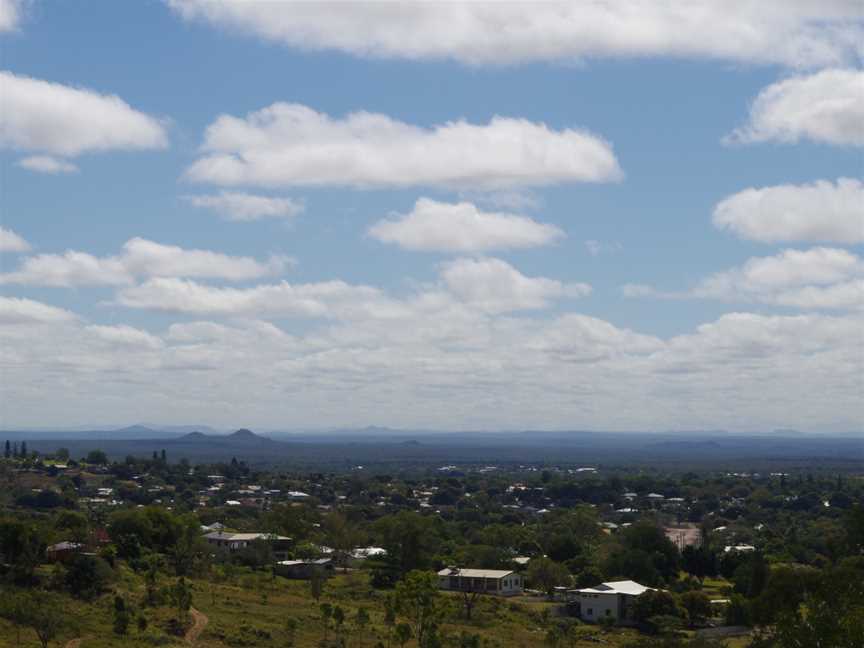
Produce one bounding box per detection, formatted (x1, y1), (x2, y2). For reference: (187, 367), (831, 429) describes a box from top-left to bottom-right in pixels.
(203, 531), (292, 560)
(437, 567), (523, 596)
(568, 580), (653, 624)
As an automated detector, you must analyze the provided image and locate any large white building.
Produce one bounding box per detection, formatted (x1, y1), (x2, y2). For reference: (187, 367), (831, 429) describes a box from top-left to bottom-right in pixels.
(437, 567), (523, 596)
(568, 580), (652, 624)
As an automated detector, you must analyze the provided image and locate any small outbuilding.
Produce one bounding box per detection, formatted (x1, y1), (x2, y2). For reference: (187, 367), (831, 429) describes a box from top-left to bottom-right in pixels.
(46, 541), (83, 562)
(274, 558), (334, 579)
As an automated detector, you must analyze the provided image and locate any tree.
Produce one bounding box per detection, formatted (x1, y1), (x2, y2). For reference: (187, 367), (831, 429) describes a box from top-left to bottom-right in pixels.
(544, 621), (581, 648)
(681, 546), (717, 581)
(394, 623), (412, 648)
(320, 602), (333, 641)
(85, 449), (107, 465)
(284, 618), (299, 647)
(679, 590), (711, 626)
(632, 590), (683, 633)
(55, 448), (69, 462)
(168, 577), (193, 626)
(732, 552), (768, 598)
(527, 557), (571, 599)
(749, 564), (820, 625)
(724, 594), (749, 626)
(355, 607), (370, 637)
(143, 554), (163, 606)
(0, 517), (44, 584)
(333, 605), (346, 637)
(113, 596), (130, 635)
(323, 511), (363, 569)
(0, 589), (28, 646)
(169, 516), (205, 576)
(53, 510), (88, 544)
(759, 559), (864, 647)
(375, 512), (439, 577)
(309, 565), (326, 602)
(64, 554), (113, 600)
(394, 571), (442, 648)
(17, 591), (69, 648)
(383, 594), (397, 647)
(845, 505), (864, 555)
(610, 522), (680, 586)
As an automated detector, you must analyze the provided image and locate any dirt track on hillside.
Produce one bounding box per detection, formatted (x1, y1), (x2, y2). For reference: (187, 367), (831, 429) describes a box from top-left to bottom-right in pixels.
(185, 608), (209, 644)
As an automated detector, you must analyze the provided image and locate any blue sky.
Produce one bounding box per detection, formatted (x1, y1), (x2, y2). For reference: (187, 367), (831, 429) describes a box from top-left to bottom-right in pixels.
(1, 2), (862, 432)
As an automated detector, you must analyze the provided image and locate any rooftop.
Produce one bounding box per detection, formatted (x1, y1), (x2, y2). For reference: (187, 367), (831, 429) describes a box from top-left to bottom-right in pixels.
(438, 568), (516, 579)
(575, 580), (652, 596)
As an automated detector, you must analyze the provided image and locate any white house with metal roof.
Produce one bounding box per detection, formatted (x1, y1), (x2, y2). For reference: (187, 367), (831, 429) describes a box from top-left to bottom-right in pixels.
(568, 580), (652, 624)
(437, 567), (523, 596)
(203, 531), (292, 560)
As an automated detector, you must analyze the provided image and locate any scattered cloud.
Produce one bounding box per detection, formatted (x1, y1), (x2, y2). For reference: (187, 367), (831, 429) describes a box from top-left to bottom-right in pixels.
(0, 0), (24, 32)
(168, 1), (864, 69)
(368, 198), (563, 253)
(0, 237), (290, 287)
(713, 178), (864, 244)
(439, 257), (591, 313)
(621, 283), (662, 299)
(467, 190), (541, 212)
(85, 324), (164, 350)
(114, 277), (384, 318)
(2, 298), (861, 431)
(624, 247), (864, 310)
(114, 256), (589, 318)
(0, 296), (77, 324)
(0, 71), (168, 160)
(186, 103), (621, 190)
(0, 226), (30, 252)
(184, 191), (305, 222)
(726, 69), (864, 147)
(16, 155), (79, 174)
(585, 240), (622, 256)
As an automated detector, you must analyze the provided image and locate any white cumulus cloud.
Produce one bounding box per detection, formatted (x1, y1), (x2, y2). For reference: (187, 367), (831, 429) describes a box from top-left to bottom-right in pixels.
(625, 247), (864, 310)
(0, 226), (30, 252)
(168, 1), (864, 69)
(186, 103), (621, 190)
(0, 0), (24, 31)
(0, 296), (77, 324)
(113, 256), (589, 318)
(2, 300), (861, 432)
(16, 155), (79, 174)
(440, 257), (591, 313)
(0, 71), (169, 158)
(727, 69), (864, 146)
(0, 237), (290, 287)
(114, 277), (382, 318)
(85, 324), (164, 350)
(368, 198), (563, 252)
(713, 178), (864, 244)
(184, 191), (304, 222)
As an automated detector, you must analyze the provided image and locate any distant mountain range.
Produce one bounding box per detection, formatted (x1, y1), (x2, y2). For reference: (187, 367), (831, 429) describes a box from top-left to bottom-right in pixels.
(6, 425), (862, 468)
(178, 429), (276, 445)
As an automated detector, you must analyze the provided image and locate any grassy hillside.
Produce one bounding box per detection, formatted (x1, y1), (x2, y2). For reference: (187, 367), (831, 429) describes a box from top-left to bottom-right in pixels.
(0, 567), (653, 648)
